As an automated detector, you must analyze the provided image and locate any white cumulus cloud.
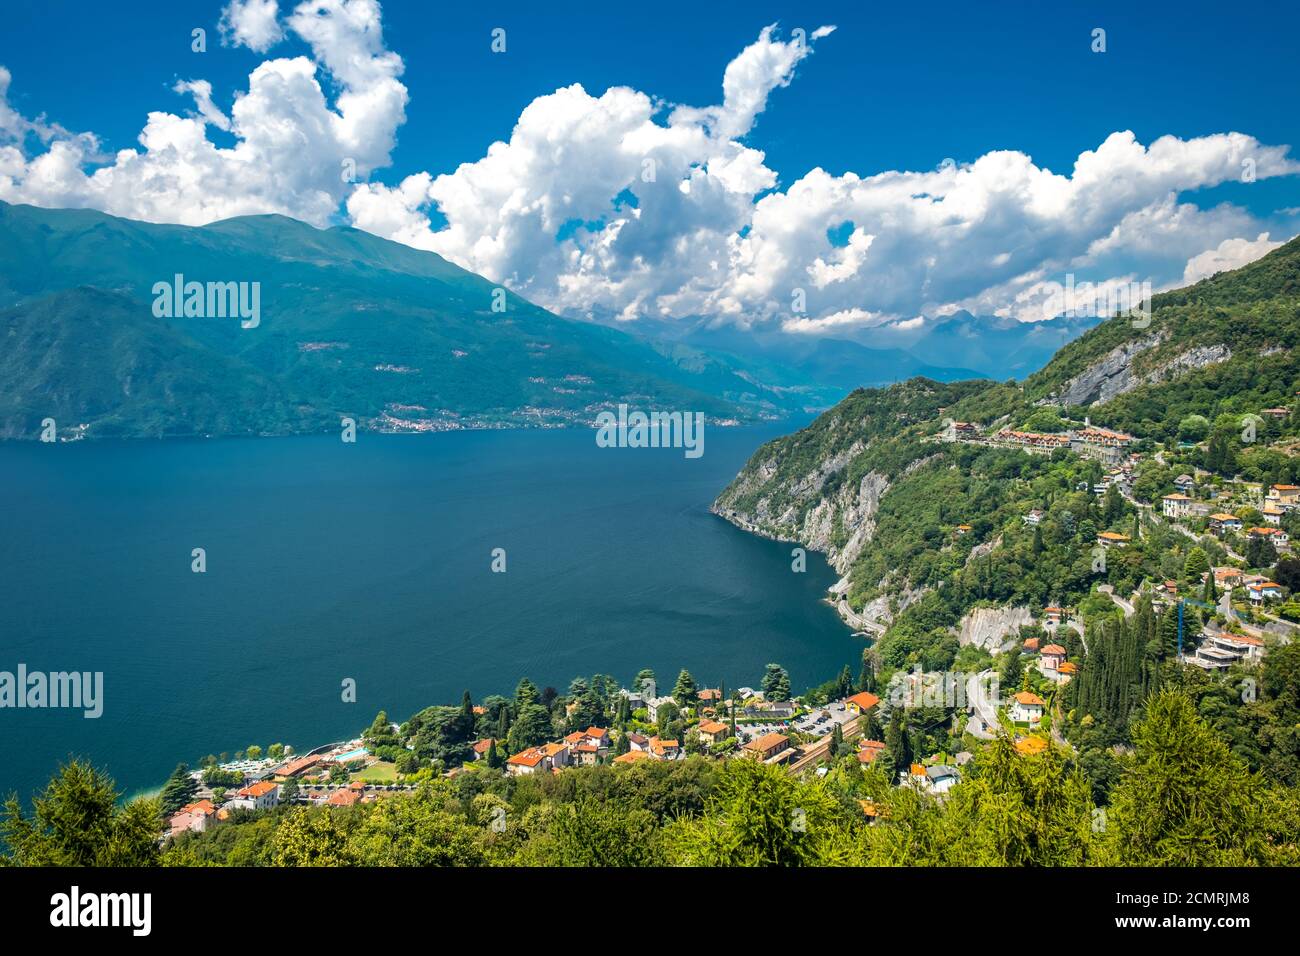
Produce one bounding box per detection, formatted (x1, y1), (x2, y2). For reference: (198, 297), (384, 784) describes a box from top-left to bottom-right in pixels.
(0, 4), (1296, 333)
(0, 0), (405, 226)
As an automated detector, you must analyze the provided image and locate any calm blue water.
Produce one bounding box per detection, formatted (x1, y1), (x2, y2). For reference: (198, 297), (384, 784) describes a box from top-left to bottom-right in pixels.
(0, 427), (859, 799)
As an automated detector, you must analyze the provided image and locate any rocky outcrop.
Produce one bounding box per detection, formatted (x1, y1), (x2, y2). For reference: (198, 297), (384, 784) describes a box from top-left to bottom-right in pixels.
(714, 451), (889, 575)
(1059, 332), (1232, 407)
(1132, 344), (1232, 390)
(1059, 333), (1164, 406)
(958, 605), (1034, 653)
(834, 582), (930, 634)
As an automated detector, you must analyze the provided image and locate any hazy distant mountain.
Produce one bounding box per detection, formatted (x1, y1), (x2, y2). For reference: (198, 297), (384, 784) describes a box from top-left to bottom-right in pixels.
(865, 311), (1104, 378)
(587, 314), (988, 391)
(585, 308), (1095, 389)
(0, 202), (834, 440)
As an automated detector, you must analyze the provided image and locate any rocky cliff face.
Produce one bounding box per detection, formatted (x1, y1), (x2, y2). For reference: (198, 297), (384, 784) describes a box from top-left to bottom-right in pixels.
(713, 455), (888, 575)
(1058, 332), (1164, 406)
(958, 605), (1035, 652)
(1057, 332), (1233, 407)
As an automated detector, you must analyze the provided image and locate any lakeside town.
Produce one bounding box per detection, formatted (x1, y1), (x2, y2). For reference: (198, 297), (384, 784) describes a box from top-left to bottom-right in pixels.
(158, 402), (1300, 844)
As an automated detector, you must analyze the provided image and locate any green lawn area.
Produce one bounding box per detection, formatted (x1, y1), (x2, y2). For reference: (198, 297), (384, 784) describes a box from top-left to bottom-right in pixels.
(355, 761), (399, 783)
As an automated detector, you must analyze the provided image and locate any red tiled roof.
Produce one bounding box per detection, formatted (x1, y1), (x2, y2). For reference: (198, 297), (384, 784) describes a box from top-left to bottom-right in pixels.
(846, 691), (880, 711)
(745, 732), (789, 753)
(238, 781), (277, 798)
(507, 748), (546, 767)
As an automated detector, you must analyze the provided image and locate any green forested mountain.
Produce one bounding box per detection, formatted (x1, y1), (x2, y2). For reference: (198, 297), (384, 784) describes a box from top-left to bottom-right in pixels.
(1024, 233), (1300, 437)
(0, 201), (841, 439)
(714, 234), (1300, 785)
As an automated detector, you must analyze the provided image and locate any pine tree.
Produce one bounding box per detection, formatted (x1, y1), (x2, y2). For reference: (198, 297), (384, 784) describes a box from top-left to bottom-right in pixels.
(857, 650), (877, 693)
(672, 669), (697, 706)
(835, 665), (853, 700)
(885, 707), (911, 778)
(761, 663), (791, 701)
(160, 763), (197, 815)
(1000, 648), (1023, 690)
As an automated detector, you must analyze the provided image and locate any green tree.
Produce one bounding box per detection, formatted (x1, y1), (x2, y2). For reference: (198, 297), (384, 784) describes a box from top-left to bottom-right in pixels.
(1105, 689), (1279, 865)
(761, 663), (791, 702)
(666, 759), (854, 866)
(507, 703), (553, 753)
(514, 678), (539, 709)
(159, 763), (197, 815)
(1178, 414), (1210, 442)
(1, 760), (161, 866)
(885, 707), (911, 777)
(1000, 648), (1023, 690)
(1183, 547), (1210, 585)
(861, 735), (1096, 865)
(672, 669), (698, 707)
(531, 797), (662, 866)
(1246, 535), (1278, 569)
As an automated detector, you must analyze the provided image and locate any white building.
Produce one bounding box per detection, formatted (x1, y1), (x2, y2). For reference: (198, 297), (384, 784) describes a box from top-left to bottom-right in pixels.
(1010, 691), (1045, 726)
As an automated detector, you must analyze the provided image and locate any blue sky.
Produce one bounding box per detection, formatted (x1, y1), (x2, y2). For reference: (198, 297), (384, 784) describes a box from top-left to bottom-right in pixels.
(1, 0), (1297, 332)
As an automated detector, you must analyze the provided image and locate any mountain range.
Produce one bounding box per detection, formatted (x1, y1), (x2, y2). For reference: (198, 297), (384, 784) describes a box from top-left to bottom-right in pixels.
(0, 201), (1093, 440)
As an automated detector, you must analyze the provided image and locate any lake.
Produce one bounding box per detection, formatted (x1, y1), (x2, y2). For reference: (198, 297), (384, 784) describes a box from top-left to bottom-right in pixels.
(0, 425), (860, 799)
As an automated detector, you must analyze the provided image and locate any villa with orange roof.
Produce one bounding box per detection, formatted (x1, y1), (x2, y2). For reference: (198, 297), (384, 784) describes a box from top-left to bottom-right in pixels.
(1209, 513), (1242, 534)
(326, 788), (361, 807)
(1214, 567), (1243, 587)
(1040, 643), (1067, 671)
(1098, 531), (1130, 548)
(696, 719), (731, 746)
(1014, 736), (1048, 756)
(233, 780), (279, 811)
(857, 739), (886, 765)
(844, 690), (881, 716)
(168, 799), (217, 837)
(1248, 526), (1289, 548)
(505, 747), (549, 776)
(1162, 493), (1194, 519)
(1010, 691), (1045, 726)
(743, 732), (792, 764)
(1247, 580), (1284, 603)
(648, 736), (681, 761)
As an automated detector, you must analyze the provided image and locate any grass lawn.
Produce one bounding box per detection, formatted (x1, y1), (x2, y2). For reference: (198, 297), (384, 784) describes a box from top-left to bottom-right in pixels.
(356, 761), (399, 783)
